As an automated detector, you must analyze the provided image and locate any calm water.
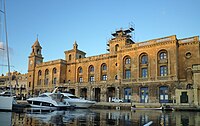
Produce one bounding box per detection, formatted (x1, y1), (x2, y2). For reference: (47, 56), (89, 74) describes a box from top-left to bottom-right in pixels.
(1, 109), (200, 126)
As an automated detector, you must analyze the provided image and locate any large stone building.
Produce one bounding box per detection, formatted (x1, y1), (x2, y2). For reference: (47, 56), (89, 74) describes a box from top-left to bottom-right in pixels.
(27, 28), (200, 104)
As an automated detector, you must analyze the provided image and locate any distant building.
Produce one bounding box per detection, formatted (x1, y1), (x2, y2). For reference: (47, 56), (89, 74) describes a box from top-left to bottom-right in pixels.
(0, 71), (28, 98)
(27, 28), (200, 105)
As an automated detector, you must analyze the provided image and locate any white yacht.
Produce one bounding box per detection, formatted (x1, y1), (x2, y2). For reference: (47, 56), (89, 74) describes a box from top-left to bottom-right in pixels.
(27, 93), (73, 109)
(62, 93), (96, 108)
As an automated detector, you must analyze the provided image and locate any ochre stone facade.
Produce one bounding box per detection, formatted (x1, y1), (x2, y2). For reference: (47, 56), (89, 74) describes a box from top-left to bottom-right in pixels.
(27, 28), (200, 104)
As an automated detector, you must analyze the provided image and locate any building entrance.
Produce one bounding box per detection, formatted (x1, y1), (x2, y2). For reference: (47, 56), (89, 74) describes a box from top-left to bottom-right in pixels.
(80, 88), (87, 99)
(140, 87), (148, 103)
(180, 92), (188, 103)
(94, 88), (101, 102)
(159, 86), (169, 103)
(124, 87), (131, 102)
(107, 87), (115, 102)
(69, 89), (75, 95)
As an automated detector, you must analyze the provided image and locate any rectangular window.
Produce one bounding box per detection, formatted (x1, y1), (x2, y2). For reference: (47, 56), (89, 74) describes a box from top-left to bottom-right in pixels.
(45, 78), (49, 85)
(102, 75), (107, 81)
(142, 68), (148, 78)
(160, 66), (167, 76)
(38, 79), (42, 85)
(89, 76), (95, 82)
(29, 82), (31, 87)
(79, 77), (83, 83)
(53, 78), (57, 84)
(125, 70), (131, 79)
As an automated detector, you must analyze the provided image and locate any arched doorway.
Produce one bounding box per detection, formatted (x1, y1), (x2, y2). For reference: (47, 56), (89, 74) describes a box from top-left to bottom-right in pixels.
(107, 87), (115, 102)
(94, 88), (101, 102)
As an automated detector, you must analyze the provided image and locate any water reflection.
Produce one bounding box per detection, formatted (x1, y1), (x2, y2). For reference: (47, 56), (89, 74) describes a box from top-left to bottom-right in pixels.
(1, 109), (200, 126)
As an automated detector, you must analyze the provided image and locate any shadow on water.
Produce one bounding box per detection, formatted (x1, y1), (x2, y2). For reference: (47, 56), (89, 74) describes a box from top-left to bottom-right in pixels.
(1, 109), (200, 126)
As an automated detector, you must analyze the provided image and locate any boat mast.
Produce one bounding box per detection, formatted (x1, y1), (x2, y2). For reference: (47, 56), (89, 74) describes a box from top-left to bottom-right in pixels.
(2, 0), (12, 96)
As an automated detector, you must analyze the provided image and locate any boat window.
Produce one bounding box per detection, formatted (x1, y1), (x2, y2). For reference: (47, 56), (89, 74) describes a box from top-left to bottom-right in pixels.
(39, 94), (48, 97)
(69, 96), (79, 99)
(63, 96), (69, 99)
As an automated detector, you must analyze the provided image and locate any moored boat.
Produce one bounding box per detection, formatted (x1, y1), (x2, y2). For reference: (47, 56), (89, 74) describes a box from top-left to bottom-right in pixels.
(27, 92), (73, 110)
(61, 93), (96, 108)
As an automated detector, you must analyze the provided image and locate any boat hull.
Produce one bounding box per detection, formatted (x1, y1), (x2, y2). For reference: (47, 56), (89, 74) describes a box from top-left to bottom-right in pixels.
(0, 96), (14, 111)
(68, 101), (95, 108)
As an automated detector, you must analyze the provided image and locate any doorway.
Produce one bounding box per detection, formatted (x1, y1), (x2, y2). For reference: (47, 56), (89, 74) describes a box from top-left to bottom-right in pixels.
(140, 87), (148, 103)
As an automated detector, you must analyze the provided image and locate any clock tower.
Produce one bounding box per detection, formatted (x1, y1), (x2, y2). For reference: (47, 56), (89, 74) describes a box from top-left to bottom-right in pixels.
(28, 38), (43, 94)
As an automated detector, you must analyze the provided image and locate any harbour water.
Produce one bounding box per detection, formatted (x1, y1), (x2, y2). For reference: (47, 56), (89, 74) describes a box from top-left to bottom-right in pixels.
(1, 109), (200, 126)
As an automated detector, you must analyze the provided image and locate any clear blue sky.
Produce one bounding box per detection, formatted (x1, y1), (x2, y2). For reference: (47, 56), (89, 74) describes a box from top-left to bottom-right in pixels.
(0, 0), (200, 74)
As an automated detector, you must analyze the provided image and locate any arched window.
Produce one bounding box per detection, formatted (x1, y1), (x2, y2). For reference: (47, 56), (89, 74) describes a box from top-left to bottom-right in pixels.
(89, 65), (94, 72)
(125, 57), (131, 64)
(69, 54), (71, 60)
(123, 56), (131, 79)
(115, 44), (119, 52)
(141, 55), (148, 64)
(45, 69), (49, 85)
(37, 70), (42, 85)
(38, 70), (42, 76)
(101, 63), (107, 71)
(77, 67), (83, 83)
(139, 53), (148, 78)
(52, 68), (57, 85)
(160, 52), (167, 60)
(53, 68), (57, 74)
(37, 49), (40, 55)
(157, 50), (168, 77)
(101, 63), (107, 81)
(45, 69), (49, 76)
(78, 67), (83, 73)
(88, 65), (95, 82)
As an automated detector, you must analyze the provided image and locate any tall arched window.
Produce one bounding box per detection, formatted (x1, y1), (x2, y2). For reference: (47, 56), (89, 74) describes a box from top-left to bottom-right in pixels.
(158, 50), (168, 77)
(52, 68), (57, 84)
(37, 70), (42, 85)
(123, 56), (131, 79)
(160, 52), (167, 60)
(88, 65), (95, 82)
(139, 53), (148, 78)
(101, 63), (107, 81)
(141, 55), (148, 64)
(77, 67), (83, 83)
(69, 54), (72, 61)
(115, 44), (119, 52)
(53, 68), (57, 74)
(45, 69), (49, 85)
(89, 65), (94, 72)
(78, 67), (83, 73)
(101, 63), (107, 71)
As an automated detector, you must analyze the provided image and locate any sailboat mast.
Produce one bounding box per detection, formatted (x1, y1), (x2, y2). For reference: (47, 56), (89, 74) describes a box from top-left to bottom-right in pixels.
(3, 0), (12, 96)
